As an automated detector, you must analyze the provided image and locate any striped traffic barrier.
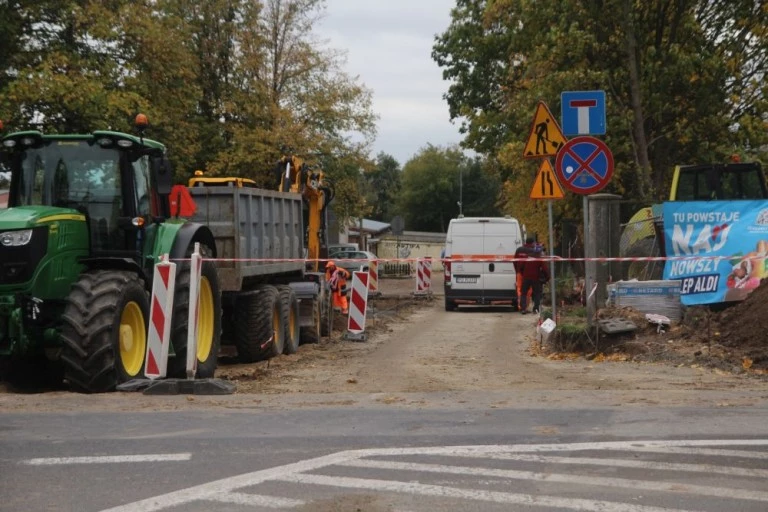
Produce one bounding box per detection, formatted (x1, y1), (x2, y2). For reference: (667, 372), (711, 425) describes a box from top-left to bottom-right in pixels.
(185, 243), (203, 379)
(344, 271), (369, 341)
(119, 245), (235, 395)
(145, 254), (176, 379)
(368, 259), (380, 296)
(414, 257), (432, 295)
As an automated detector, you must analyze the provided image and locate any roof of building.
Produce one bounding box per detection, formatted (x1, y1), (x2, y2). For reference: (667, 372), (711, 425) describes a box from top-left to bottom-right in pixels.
(348, 218), (391, 234)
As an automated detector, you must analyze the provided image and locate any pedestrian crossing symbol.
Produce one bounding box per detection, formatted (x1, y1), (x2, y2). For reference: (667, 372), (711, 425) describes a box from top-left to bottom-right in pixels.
(530, 159), (565, 200)
(523, 101), (567, 159)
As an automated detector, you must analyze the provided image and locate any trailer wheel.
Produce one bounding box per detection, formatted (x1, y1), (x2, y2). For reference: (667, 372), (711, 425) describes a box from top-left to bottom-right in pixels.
(167, 245), (222, 379)
(278, 286), (300, 354)
(60, 271), (148, 393)
(234, 286), (283, 362)
(301, 297), (322, 344)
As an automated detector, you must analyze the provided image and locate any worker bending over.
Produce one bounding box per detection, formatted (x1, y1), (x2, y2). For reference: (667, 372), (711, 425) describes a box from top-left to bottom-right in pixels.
(325, 261), (351, 314)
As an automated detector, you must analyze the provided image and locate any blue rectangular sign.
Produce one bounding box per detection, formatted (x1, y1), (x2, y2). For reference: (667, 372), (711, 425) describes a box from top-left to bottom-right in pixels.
(662, 200), (768, 305)
(561, 90), (606, 136)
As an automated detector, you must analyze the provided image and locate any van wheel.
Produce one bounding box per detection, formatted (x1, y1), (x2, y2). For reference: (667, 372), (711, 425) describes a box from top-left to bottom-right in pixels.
(444, 298), (457, 311)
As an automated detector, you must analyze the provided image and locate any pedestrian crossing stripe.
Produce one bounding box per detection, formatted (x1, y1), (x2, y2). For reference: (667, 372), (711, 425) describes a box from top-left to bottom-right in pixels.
(530, 159), (565, 200)
(523, 101), (568, 159)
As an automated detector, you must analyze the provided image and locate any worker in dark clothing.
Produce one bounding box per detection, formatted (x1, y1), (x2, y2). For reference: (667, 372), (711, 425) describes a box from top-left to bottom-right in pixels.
(514, 237), (537, 311)
(519, 241), (549, 314)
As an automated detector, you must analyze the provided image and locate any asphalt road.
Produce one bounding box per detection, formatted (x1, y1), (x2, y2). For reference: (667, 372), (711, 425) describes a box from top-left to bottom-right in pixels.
(2, 402), (768, 511)
(2, 282), (768, 511)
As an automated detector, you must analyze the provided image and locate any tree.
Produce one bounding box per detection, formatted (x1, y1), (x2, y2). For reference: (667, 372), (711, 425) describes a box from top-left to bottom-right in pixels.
(362, 152), (402, 222)
(432, 0), (514, 156)
(0, 0), (378, 194)
(435, 0), (767, 200)
(397, 145), (499, 232)
(434, 0), (768, 252)
(207, 0), (378, 187)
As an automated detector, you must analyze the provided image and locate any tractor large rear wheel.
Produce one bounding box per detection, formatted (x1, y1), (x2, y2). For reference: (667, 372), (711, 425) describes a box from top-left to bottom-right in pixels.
(60, 271), (149, 393)
(167, 245), (222, 379)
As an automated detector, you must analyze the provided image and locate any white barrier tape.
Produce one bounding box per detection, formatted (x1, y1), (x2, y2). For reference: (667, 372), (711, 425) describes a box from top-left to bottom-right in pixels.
(168, 255), (752, 263)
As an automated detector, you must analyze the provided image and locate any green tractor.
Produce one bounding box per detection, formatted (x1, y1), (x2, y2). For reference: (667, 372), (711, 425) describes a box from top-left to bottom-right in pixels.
(0, 116), (222, 392)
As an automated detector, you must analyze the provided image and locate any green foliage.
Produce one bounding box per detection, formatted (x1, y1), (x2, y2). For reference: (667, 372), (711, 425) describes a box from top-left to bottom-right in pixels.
(396, 144), (500, 232)
(361, 152), (402, 222)
(434, 0), (768, 247)
(0, 0), (376, 196)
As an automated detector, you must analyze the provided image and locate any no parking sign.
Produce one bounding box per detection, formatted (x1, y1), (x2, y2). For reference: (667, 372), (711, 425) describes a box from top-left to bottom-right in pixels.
(555, 136), (614, 195)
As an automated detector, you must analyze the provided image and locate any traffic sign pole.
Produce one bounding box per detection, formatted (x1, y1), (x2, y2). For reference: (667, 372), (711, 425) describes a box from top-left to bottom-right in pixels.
(548, 200), (556, 323)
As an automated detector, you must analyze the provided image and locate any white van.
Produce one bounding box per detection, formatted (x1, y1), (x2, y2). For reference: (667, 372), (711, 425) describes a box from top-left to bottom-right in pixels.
(443, 216), (524, 311)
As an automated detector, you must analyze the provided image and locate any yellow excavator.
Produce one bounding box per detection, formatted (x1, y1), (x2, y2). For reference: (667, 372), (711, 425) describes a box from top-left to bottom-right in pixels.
(275, 155), (335, 272)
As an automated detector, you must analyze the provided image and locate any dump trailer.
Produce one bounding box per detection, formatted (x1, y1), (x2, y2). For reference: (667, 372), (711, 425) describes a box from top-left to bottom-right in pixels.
(187, 184), (331, 361)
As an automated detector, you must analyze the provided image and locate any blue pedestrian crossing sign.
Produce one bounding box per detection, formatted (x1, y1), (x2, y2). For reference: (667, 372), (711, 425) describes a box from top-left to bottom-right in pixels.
(561, 91), (606, 136)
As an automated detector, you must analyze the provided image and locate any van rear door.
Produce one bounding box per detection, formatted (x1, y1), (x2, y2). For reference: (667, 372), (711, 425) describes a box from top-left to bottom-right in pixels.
(481, 220), (517, 296)
(448, 221), (485, 293)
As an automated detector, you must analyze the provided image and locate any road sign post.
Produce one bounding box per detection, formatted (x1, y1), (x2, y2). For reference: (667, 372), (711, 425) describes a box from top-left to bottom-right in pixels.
(529, 160), (562, 322)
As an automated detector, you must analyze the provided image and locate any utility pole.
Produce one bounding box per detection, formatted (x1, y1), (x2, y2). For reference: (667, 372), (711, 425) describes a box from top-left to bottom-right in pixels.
(458, 169), (463, 217)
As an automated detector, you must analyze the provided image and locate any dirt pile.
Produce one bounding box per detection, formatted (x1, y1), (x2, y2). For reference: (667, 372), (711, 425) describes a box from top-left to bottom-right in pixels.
(586, 281), (768, 374)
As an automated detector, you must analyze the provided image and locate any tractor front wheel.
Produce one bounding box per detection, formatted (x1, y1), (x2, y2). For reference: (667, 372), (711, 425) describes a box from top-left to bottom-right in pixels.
(60, 271), (149, 393)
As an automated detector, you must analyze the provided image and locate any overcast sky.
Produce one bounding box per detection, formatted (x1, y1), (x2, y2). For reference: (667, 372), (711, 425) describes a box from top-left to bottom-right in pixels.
(316, 0), (464, 166)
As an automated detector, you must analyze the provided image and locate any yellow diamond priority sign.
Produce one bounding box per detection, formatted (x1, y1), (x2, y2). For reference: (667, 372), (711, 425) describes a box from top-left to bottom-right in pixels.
(530, 160), (565, 200)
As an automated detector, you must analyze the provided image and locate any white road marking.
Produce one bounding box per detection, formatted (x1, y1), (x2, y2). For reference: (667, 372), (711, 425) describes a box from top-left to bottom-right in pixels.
(340, 459), (768, 502)
(279, 473), (692, 512)
(22, 453), (192, 465)
(474, 453), (768, 478)
(99, 440), (768, 512)
(99, 450), (360, 512)
(206, 492), (304, 508)
(627, 446), (768, 460)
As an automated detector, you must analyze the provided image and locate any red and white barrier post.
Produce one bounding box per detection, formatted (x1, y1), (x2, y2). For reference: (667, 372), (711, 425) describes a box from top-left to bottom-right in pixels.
(414, 257), (432, 295)
(186, 242), (203, 379)
(145, 254), (176, 379)
(368, 259), (380, 296)
(344, 271), (369, 341)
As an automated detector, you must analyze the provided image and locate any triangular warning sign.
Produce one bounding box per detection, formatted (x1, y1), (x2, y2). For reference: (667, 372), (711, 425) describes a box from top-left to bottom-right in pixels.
(523, 101), (567, 159)
(530, 160), (565, 200)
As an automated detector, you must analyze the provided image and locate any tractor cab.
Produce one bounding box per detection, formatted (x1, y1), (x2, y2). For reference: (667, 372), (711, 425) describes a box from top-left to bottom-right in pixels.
(0, 118), (173, 261)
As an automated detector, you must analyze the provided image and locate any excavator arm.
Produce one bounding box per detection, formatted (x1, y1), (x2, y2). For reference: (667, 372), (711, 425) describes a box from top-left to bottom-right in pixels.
(276, 155), (335, 272)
